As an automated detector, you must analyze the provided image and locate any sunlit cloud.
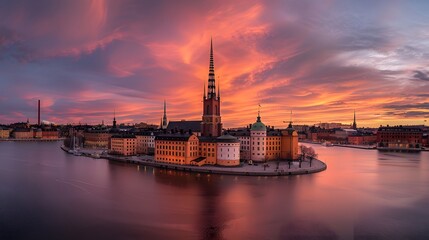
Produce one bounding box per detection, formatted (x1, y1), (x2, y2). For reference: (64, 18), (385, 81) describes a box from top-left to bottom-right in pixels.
(0, 0), (428, 127)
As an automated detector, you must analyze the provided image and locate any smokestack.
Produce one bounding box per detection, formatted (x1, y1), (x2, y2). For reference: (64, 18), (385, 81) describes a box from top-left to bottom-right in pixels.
(38, 100), (40, 126)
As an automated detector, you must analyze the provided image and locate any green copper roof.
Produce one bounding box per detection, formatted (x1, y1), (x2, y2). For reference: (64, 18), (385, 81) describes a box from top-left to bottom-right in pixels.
(251, 116), (266, 131)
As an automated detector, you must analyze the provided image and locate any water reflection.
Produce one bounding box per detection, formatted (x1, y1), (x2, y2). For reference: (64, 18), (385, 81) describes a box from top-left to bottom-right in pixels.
(1, 142), (429, 239)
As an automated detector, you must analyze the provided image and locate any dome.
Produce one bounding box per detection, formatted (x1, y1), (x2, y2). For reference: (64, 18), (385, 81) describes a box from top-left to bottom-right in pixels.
(251, 116), (267, 131)
(216, 134), (240, 143)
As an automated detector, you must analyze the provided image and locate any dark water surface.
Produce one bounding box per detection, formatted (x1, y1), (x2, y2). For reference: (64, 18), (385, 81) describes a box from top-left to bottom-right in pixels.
(1, 141), (429, 239)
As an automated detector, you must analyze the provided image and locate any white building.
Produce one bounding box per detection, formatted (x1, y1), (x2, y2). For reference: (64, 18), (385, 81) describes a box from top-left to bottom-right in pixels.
(250, 113), (267, 162)
(216, 134), (240, 166)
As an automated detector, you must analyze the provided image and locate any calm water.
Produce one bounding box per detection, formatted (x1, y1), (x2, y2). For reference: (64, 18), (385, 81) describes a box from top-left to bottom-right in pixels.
(1, 142), (429, 239)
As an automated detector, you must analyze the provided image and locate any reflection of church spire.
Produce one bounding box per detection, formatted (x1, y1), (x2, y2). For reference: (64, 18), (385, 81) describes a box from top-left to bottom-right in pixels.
(162, 100), (168, 129)
(352, 110), (357, 129)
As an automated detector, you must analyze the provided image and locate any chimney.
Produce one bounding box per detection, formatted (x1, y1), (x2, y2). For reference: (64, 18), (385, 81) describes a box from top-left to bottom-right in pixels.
(38, 100), (41, 126)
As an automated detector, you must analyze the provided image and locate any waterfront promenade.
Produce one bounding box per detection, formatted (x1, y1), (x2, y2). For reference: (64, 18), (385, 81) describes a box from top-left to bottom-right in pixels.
(61, 146), (327, 176)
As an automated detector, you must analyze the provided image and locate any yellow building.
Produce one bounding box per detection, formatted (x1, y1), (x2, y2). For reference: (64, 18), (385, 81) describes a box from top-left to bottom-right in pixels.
(198, 138), (218, 165)
(12, 128), (33, 139)
(155, 134), (199, 165)
(110, 135), (136, 156)
(84, 129), (111, 149)
(266, 135), (281, 160)
(0, 127), (11, 138)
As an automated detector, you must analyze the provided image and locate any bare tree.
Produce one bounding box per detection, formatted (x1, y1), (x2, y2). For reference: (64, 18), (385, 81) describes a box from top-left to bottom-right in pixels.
(300, 145), (318, 167)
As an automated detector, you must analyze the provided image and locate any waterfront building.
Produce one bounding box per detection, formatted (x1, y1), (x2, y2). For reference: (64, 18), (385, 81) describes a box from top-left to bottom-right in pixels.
(136, 131), (156, 155)
(280, 123), (299, 160)
(250, 112), (267, 161)
(216, 134), (240, 166)
(33, 128), (42, 138)
(154, 134), (199, 165)
(12, 128), (33, 139)
(348, 134), (377, 145)
(41, 129), (59, 139)
(377, 125), (423, 151)
(231, 116), (299, 162)
(110, 135), (137, 156)
(84, 129), (111, 149)
(0, 127), (11, 138)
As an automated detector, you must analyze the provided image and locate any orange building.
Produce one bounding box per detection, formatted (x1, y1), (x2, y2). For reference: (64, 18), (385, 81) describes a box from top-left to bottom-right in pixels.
(42, 129), (59, 139)
(266, 135), (281, 160)
(110, 135), (137, 156)
(33, 129), (42, 138)
(155, 134), (199, 165)
(12, 128), (33, 139)
(0, 127), (11, 138)
(198, 138), (218, 165)
(280, 125), (299, 160)
(84, 129), (111, 149)
(348, 134), (377, 145)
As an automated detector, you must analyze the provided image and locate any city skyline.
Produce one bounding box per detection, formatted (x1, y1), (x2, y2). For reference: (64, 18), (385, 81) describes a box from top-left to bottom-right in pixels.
(1, 1), (429, 128)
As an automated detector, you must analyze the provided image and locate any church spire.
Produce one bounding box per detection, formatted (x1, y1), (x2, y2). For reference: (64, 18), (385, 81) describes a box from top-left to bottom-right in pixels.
(352, 110), (357, 129)
(207, 37), (216, 99)
(162, 100), (168, 129)
(113, 109), (117, 128)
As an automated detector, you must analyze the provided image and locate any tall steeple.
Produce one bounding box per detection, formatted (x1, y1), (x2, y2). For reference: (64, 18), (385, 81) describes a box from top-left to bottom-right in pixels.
(207, 37), (216, 99)
(162, 100), (168, 129)
(113, 109), (117, 128)
(201, 38), (222, 137)
(352, 110), (357, 129)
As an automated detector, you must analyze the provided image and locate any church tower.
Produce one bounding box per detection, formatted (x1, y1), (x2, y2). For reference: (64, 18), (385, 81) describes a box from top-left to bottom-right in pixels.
(201, 38), (222, 137)
(113, 110), (117, 129)
(162, 100), (168, 129)
(352, 110), (357, 129)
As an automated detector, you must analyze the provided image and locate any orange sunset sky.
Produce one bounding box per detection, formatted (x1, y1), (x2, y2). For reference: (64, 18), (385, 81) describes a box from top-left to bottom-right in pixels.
(0, 0), (428, 128)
